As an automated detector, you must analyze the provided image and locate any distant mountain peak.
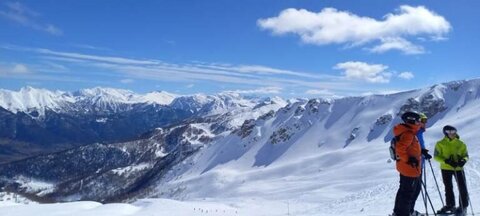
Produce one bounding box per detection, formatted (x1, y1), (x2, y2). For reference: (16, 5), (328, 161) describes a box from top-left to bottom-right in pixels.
(140, 91), (177, 105)
(74, 86), (136, 98)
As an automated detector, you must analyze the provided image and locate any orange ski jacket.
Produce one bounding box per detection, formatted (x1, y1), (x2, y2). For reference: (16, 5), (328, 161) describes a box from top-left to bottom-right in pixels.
(393, 123), (422, 177)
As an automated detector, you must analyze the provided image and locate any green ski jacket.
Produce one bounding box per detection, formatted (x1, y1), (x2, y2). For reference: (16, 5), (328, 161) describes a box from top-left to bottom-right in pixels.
(434, 136), (469, 171)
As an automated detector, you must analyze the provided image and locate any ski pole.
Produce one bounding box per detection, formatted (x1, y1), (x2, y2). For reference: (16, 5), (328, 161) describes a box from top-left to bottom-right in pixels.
(420, 179), (437, 216)
(428, 160), (445, 206)
(452, 169), (465, 212)
(462, 169), (475, 216)
(420, 184), (429, 215)
(423, 163), (429, 216)
(419, 169), (428, 215)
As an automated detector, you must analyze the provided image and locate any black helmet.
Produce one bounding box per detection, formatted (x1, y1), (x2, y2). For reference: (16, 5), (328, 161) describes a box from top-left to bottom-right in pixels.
(401, 111), (420, 124)
(443, 125), (457, 135)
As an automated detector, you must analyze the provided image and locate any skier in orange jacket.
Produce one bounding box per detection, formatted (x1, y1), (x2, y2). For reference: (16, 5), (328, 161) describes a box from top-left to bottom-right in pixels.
(392, 111), (423, 216)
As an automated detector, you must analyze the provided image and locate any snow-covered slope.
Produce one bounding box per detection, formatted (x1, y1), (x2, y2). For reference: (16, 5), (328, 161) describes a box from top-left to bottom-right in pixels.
(2, 79), (480, 216)
(151, 79), (480, 215)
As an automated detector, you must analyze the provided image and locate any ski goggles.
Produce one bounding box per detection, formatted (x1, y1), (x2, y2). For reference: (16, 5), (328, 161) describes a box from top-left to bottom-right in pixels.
(405, 116), (420, 122)
(445, 130), (457, 134)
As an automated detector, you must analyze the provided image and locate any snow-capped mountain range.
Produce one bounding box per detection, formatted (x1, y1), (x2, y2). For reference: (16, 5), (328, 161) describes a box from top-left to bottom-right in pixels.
(1, 79), (480, 215)
(0, 90), (288, 202)
(0, 86), (285, 118)
(0, 86), (177, 116)
(0, 86), (287, 163)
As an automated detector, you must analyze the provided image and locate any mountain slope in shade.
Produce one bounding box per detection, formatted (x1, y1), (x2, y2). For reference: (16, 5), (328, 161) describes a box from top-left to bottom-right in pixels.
(0, 103), (191, 163)
(0, 86), (283, 163)
(0, 95), (287, 202)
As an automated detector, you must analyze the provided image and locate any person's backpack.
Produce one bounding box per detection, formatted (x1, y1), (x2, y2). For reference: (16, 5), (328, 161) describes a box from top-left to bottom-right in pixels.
(389, 135), (402, 161)
(389, 123), (413, 161)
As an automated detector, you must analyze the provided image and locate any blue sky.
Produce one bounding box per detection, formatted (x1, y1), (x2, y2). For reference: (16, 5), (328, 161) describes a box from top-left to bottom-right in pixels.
(0, 0), (479, 97)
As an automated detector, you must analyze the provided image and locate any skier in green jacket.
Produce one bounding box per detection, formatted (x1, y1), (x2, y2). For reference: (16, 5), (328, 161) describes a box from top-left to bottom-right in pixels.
(434, 125), (469, 215)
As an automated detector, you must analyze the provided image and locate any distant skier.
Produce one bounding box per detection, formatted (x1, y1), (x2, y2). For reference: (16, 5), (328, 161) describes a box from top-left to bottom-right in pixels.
(410, 113), (433, 216)
(434, 125), (469, 215)
(392, 111), (423, 216)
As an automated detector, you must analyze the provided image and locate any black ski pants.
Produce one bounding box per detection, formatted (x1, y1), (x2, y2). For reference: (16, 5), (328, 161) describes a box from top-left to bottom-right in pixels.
(394, 174), (421, 216)
(442, 169), (469, 208)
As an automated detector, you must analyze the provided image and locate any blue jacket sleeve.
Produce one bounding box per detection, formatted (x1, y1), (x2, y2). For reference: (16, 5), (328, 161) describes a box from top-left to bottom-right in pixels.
(417, 128), (426, 149)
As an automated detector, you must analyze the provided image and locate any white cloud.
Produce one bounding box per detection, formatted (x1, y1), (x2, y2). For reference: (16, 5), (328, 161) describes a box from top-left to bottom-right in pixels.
(44, 24), (62, 35)
(71, 44), (112, 51)
(0, 2), (62, 35)
(3, 46), (353, 91)
(192, 63), (335, 80)
(258, 5), (450, 54)
(0, 63), (31, 75)
(42, 62), (69, 72)
(0, 62), (108, 84)
(2, 45), (371, 94)
(36, 48), (159, 65)
(361, 89), (404, 96)
(163, 40), (176, 45)
(334, 61), (391, 83)
(369, 37), (425, 54)
(12, 64), (30, 74)
(398, 71), (414, 80)
(120, 79), (134, 84)
(305, 89), (335, 96)
(225, 86), (283, 94)
(186, 84), (195, 88)
(19, 47), (347, 88)
(230, 65), (330, 79)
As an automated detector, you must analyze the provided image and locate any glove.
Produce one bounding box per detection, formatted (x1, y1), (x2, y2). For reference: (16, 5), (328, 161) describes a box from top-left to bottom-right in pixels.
(421, 149), (432, 160)
(457, 159), (467, 167)
(407, 157), (419, 168)
(445, 158), (457, 167)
